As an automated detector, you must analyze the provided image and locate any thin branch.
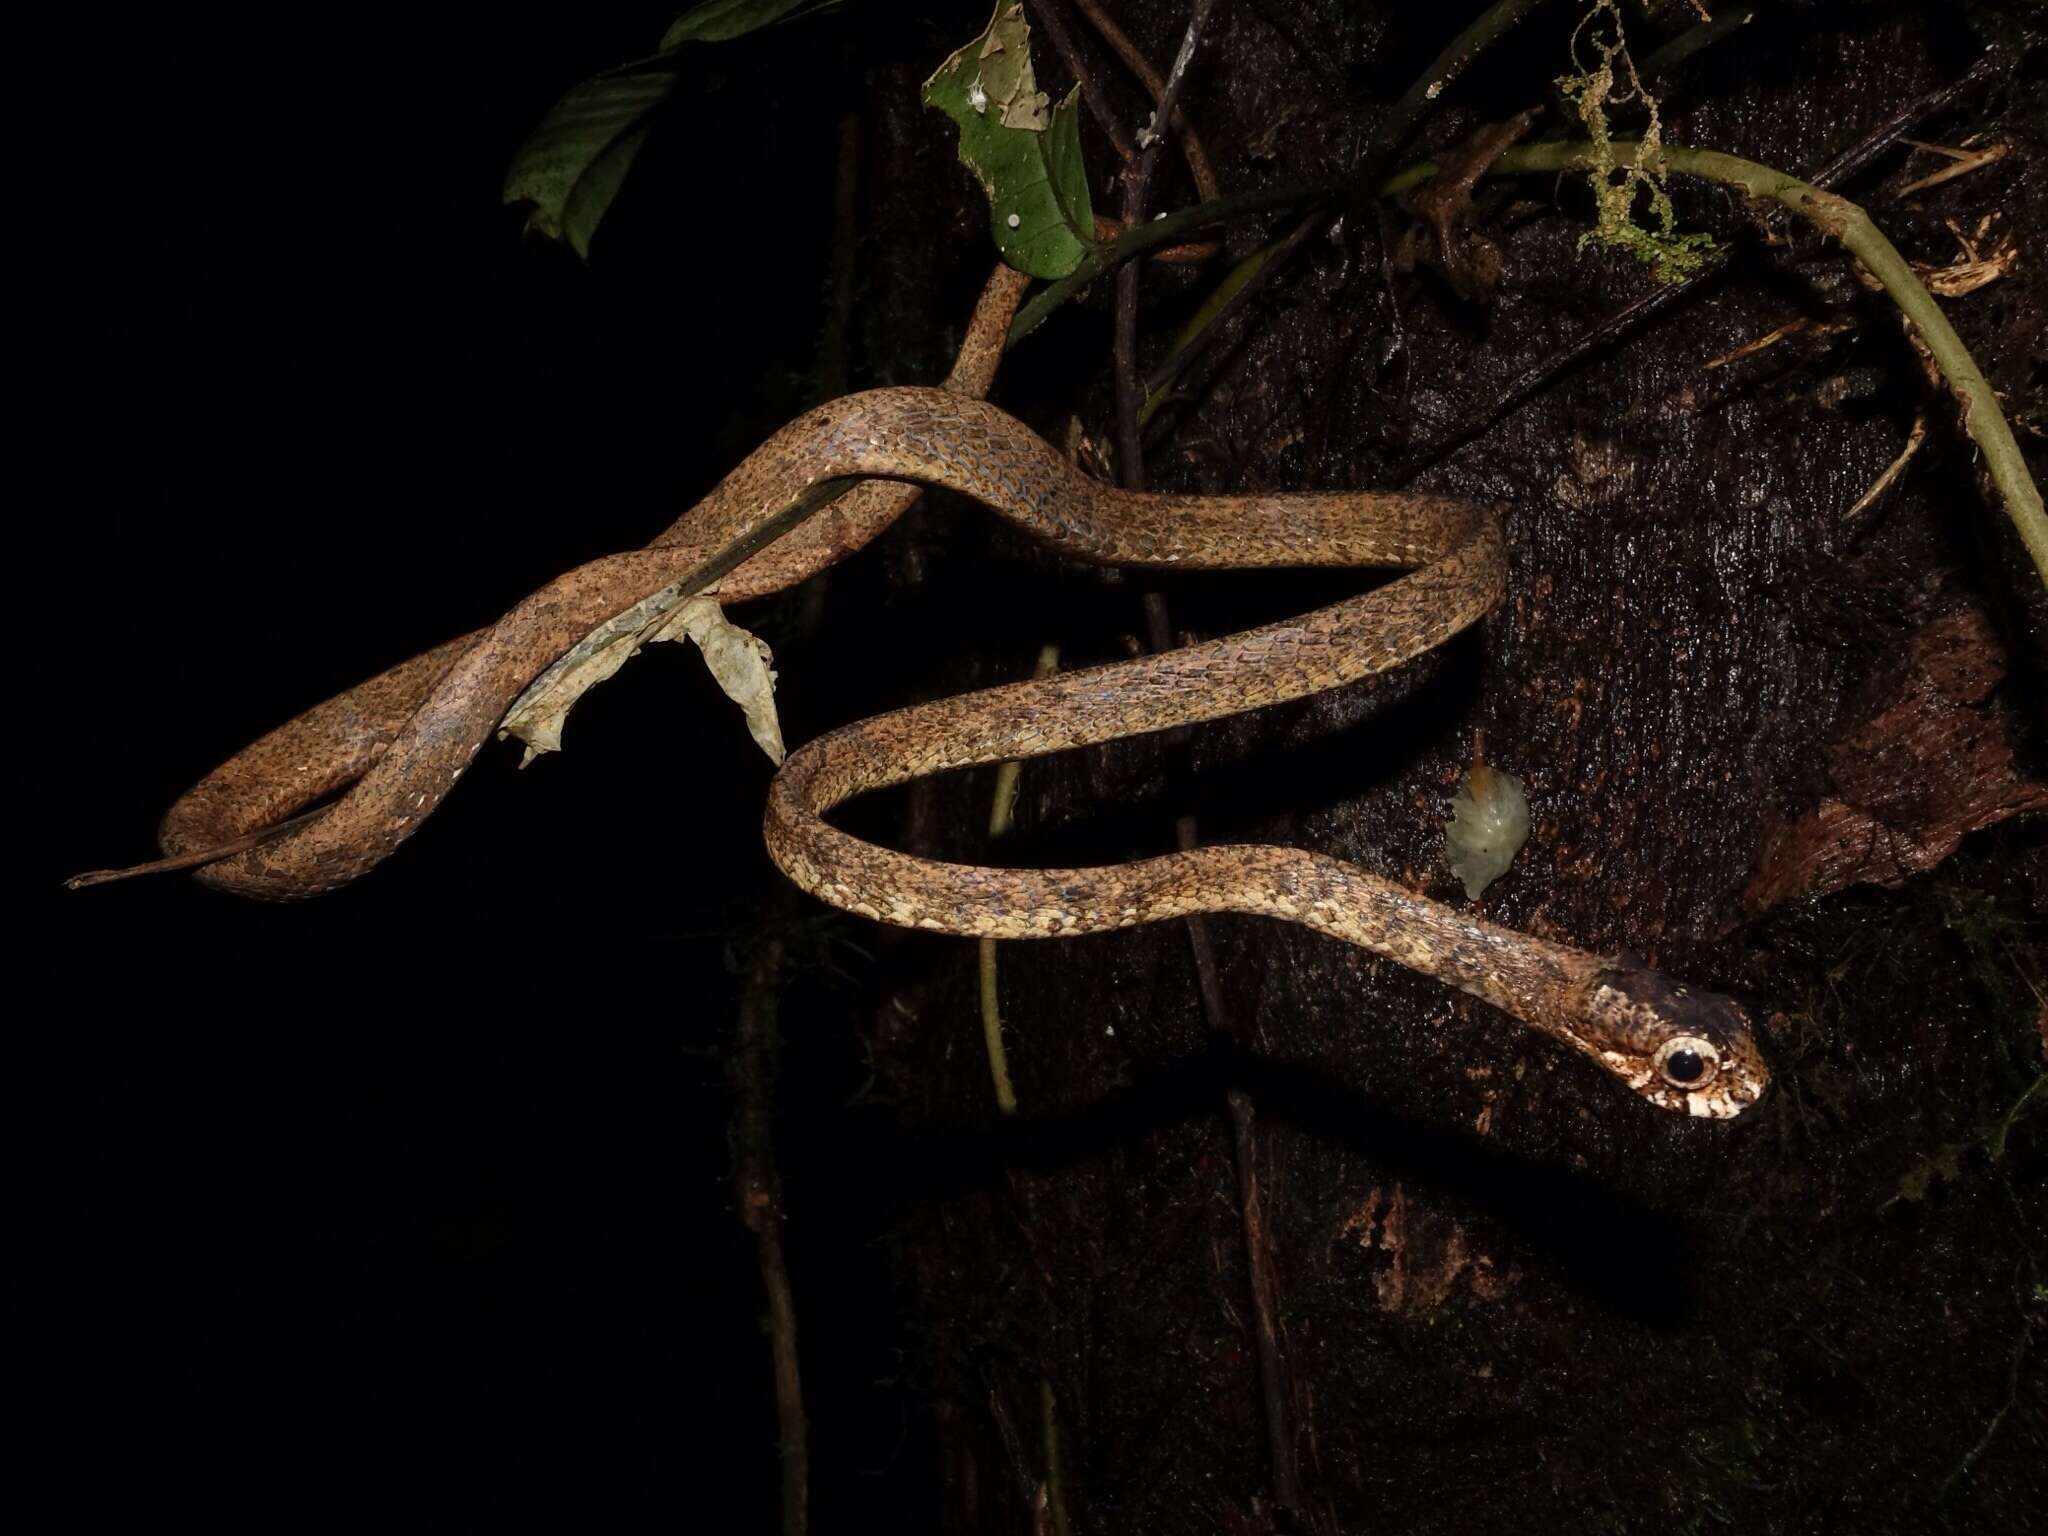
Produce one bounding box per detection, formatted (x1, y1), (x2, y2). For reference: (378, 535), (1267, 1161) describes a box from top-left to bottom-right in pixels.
(1026, 0), (1138, 163)
(732, 926), (808, 1536)
(1114, 0), (1223, 481)
(1041, 0), (1222, 261)
(1637, 0), (1758, 80)
(1138, 210), (1321, 425)
(1070, 0), (1219, 197)
(1137, 0), (1218, 153)
(1844, 413), (1926, 522)
(1096, 5), (1296, 1514)
(1228, 1089), (1299, 1512)
(1352, 0), (1558, 205)
(1113, 263), (1146, 486)
(1143, 0), (1559, 433)
(1809, 47), (2005, 189)
(1009, 178), (1327, 342)
(978, 644), (1063, 1117)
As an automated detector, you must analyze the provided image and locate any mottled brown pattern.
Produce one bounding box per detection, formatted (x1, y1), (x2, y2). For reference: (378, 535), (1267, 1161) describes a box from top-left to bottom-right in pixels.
(155, 266), (1032, 895)
(152, 266), (1764, 1117)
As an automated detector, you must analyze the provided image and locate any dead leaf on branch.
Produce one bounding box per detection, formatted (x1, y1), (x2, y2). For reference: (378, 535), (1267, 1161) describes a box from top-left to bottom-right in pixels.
(500, 591), (783, 767)
(658, 597), (785, 763)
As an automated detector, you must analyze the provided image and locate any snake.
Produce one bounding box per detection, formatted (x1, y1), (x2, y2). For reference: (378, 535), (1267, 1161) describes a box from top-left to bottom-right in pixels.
(90, 266), (1768, 1121)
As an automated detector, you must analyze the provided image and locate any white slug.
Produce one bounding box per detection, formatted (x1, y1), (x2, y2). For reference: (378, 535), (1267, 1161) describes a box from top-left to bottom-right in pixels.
(1444, 755), (1530, 901)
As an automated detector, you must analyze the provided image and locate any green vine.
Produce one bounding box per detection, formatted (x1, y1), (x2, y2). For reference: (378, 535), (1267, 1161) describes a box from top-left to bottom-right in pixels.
(1557, 0), (1717, 281)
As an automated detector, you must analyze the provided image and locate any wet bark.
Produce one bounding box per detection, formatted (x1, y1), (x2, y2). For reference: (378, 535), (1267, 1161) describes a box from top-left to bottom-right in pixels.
(850, 5), (2045, 1532)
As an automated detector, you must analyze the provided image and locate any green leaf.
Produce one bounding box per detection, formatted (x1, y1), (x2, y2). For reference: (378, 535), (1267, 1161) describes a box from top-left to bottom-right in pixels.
(504, 0), (840, 261)
(921, 2), (1095, 280)
(661, 0), (836, 49)
(503, 64), (675, 260)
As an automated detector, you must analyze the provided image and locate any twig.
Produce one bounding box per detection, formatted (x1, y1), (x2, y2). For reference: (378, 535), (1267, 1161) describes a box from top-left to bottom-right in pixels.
(1702, 316), (1853, 370)
(1111, 6), (1217, 875)
(1352, 0), (1558, 207)
(1896, 137), (2010, 199)
(732, 925), (809, 1536)
(1390, 46), (2007, 483)
(1844, 413), (1926, 522)
(1113, 249), (1146, 486)
(1137, 210), (1320, 426)
(1008, 178), (1327, 342)
(1095, 3), (1297, 1513)
(1807, 49), (2006, 190)
(1227, 1089), (1299, 1510)
(719, 153), (870, 1528)
(1637, 0), (1757, 80)
(1144, 0), (1557, 435)
(1061, 0), (1223, 262)
(1070, 0), (1219, 197)
(978, 644), (1063, 1117)
(1112, 0), (1220, 482)
(1026, 0), (1138, 163)
(1104, 0), (1225, 1024)
(1138, 0), (1218, 153)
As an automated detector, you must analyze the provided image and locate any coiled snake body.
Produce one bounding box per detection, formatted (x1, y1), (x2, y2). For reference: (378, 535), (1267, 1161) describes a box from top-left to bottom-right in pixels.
(113, 268), (1767, 1120)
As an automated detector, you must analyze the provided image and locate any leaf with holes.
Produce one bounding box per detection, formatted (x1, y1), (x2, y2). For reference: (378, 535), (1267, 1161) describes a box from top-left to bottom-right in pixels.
(922, 2), (1095, 279)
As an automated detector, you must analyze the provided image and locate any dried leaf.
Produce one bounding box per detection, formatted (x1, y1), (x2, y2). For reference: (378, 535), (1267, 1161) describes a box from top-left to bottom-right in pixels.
(656, 596), (785, 764)
(500, 626), (647, 766)
(499, 590), (783, 766)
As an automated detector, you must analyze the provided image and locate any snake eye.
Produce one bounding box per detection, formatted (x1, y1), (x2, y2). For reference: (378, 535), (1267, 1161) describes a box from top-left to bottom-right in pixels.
(1655, 1036), (1718, 1089)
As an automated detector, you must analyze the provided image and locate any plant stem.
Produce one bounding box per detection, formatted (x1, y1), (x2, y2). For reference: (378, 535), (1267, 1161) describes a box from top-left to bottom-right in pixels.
(978, 644), (1063, 1117)
(1354, 0), (1558, 201)
(1027, 0), (1138, 163)
(1391, 46), (2007, 482)
(1007, 179), (1326, 343)
(732, 925), (808, 1536)
(1471, 140), (2047, 585)
(1638, 0), (1757, 80)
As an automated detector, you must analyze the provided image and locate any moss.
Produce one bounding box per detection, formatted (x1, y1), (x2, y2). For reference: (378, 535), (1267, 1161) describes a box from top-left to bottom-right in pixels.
(1556, 0), (1718, 281)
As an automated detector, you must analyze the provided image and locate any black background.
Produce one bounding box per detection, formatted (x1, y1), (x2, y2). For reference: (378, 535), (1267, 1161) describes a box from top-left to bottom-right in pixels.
(34, 5), (1000, 1526)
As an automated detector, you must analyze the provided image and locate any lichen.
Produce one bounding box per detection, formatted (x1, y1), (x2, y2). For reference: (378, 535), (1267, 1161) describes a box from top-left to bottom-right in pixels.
(1556, 0), (1717, 282)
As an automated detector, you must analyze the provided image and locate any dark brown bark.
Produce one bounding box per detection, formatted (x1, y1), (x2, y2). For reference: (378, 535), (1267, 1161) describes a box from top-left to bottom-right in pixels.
(859, 5), (2046, 1533)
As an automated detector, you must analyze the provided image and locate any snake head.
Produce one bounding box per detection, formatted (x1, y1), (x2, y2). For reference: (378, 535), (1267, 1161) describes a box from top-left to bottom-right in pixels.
(1580, 967), (1769, 1119)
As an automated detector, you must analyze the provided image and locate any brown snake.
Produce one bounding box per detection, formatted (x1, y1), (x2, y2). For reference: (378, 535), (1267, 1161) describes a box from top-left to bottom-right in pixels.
(90, 266), (1767, 1120)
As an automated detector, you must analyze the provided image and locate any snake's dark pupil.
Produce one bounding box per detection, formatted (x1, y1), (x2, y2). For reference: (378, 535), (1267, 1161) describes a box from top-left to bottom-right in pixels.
(1665, 1048), (1704, 1084)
